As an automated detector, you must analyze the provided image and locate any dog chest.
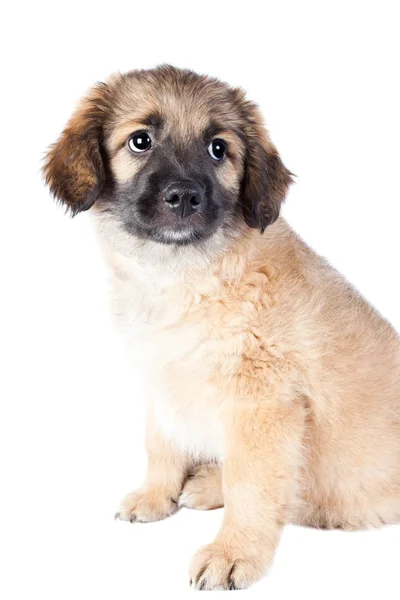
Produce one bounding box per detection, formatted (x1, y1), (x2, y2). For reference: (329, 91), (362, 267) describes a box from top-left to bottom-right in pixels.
(119, 297), (225, 460)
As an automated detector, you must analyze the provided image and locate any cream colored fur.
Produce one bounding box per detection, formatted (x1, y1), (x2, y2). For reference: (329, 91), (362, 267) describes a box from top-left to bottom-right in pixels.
(44, 65), (400, 590)
(96, 212), (400, 589)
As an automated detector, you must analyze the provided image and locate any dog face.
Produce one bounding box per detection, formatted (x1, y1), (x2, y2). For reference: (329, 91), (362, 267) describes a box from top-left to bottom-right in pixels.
(44, 66), (292, 247)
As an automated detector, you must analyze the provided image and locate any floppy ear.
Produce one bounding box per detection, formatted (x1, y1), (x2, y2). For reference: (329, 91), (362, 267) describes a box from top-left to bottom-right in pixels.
(43, 83), (110, 215)
(241, 106), (293, 233)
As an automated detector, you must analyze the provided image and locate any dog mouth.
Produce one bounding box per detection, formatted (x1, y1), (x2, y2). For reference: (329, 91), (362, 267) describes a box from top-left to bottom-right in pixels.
(125, 199), (216, 245)
(158, 228), (201, 244)
(145, 224), (208, 246)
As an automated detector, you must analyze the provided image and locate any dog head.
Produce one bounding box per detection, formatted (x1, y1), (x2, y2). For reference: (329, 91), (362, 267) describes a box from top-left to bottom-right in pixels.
(44, 66), (292, 249)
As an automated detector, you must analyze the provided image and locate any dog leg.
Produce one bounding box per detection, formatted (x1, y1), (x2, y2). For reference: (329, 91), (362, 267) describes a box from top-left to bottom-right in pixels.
(179, 464), (224, 510)
(116, 414), (187, 523)
(189, 393), (305, 590)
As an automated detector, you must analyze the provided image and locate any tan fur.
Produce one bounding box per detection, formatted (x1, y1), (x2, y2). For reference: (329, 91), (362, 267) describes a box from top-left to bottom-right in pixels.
(116, 408), (187, 523)
(45, 66), (400, 590)
(103, 218), (400, 589)
(179, 464), (224, 510)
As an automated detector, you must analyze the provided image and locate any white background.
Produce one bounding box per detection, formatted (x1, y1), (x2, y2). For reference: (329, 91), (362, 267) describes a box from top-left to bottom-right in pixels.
(1, 1), (399, 598)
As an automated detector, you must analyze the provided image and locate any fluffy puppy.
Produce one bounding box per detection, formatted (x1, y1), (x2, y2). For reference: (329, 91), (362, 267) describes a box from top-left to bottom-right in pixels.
(44, 65), (400, 590)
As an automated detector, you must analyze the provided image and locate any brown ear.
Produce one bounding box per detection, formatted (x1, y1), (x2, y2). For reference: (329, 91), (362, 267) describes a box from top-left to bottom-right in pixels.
(241, 105), (293, 233)
(43, 83), (111, 215)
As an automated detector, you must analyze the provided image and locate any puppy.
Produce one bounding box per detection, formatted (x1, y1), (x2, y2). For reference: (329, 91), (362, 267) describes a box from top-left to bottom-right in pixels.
(44, 65), (400, 590)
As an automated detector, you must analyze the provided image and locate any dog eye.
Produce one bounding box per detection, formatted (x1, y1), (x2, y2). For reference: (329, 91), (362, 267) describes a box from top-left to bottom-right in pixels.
(128, 131), (152, 153)
(208, 139), (226, 161)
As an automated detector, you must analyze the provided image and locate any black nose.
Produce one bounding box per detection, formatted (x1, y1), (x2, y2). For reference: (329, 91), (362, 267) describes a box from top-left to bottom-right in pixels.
(164, 182), (204, 218)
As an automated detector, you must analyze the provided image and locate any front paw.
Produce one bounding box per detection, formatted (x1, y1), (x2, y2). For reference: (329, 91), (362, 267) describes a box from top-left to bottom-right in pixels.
(189, 542), (267, 590)
(115, 487), (178, 523)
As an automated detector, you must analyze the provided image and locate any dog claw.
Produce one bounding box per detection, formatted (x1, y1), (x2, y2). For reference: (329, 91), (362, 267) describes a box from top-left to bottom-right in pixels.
(228, 580), (237, 590)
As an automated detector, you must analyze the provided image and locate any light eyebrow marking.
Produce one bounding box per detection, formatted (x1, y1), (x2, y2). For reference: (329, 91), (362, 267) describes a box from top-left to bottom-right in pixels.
(141, 111), (164, 129)
(202, 122), (242, 143)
